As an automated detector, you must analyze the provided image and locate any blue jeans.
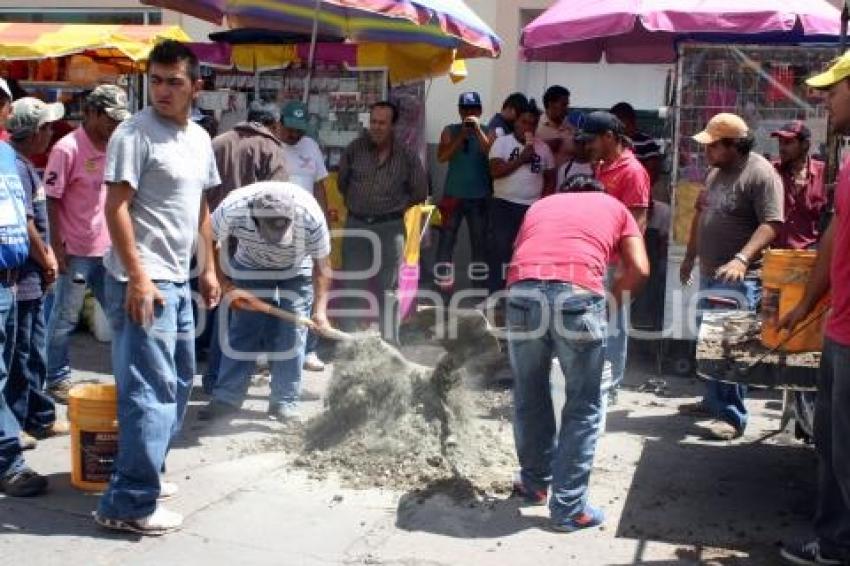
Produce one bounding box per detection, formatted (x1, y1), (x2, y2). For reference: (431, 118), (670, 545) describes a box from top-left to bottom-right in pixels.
(603, 267), (628, 393)
(698, 275), (761, 432)
(507, 280), (607, 520)
(5, 298), (54, 433)
(213, 272), (312, 410)
(0, 284), (25, 478)
(97, 275), (195, 520)
(814, 337), (850, 559)
(46, 255), (106, 386)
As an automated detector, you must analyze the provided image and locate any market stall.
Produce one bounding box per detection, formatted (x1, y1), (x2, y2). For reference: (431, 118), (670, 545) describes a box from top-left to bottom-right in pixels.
(163, 0), (502, 272)
(522, 0), (842, 374)
(0, 23), (190, 125)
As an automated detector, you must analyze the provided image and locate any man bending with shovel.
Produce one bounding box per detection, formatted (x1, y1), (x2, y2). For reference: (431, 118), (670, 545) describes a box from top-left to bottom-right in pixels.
(199, 181), (333, 422)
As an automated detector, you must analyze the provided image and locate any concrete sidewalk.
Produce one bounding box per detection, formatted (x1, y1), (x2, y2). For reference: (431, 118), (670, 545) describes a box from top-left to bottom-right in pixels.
(0, 336), (816, 565)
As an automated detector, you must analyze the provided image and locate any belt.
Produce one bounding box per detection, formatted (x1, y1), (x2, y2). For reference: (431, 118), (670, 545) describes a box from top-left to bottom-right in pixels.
(0, 269), (18, 286)
(349, 211), (405, 225)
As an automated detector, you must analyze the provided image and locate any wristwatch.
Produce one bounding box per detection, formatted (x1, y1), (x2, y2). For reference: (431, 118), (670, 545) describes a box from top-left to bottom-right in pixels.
(733, 252), (749, 266)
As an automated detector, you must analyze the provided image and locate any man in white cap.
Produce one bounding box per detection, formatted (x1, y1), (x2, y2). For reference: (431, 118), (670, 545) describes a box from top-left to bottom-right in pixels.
(198, 181), (333, 422)
(279, 100), (330, 372)
(678, 112), (783, 440)
(3, 97), (67, 448)
(43, 85), (129, 404)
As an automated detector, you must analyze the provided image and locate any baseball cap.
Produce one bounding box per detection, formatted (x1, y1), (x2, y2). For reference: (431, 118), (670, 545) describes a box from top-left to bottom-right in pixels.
(692, 113), (749, 145)
(807, 51), (850, 90)
(575, 111), (624, 142)
(0, 78), (11, 101)
(770, 120), (811, 141)
(251, 186), (296, 245)
(458, 91), (482, 108)
(87, 85), (130, 121)
(281, 101), (308, 131)
(7, 97), (64, 138)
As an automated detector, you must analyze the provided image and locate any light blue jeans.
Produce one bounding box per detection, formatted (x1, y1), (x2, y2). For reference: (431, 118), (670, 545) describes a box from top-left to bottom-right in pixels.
(45, 255), (106, 386)
(212, 271), (312, 411)
(97, 275), (195, 520)
(507, 280), (607, 521)
(0, 283), (25, 478)
(603, 267), (628, 394)
(698, 275), (761, 433)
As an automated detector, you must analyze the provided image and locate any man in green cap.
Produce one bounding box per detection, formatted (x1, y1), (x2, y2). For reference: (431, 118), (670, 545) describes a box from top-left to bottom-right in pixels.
(778, 50), (850, 566)
(278, 101), (330, 371)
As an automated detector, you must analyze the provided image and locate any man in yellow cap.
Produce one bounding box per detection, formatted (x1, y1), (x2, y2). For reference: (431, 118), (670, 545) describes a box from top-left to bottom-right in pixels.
(678, 112), (784, 441)
(776, 51), (850, 566)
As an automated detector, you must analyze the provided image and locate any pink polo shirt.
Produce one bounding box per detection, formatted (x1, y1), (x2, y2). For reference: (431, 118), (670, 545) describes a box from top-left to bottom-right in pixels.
(43, 127), (111, 257)
(595, 148), (651, 209)
(507, 192), (641, 295)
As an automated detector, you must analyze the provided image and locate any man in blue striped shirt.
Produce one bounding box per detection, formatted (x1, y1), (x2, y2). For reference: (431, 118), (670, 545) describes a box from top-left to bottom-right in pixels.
(199, 181), (332, 422)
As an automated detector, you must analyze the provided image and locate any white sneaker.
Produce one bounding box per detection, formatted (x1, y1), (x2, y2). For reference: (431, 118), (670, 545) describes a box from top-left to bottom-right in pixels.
(159, 481), (179, 500)
(94, 505), (183, 536)
(303, 352), (325, 372)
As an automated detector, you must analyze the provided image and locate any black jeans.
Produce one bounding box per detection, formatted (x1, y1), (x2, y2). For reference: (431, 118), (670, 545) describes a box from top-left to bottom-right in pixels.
(814, 337), (850, 559)
(487, 198), (529, 295)
(436, 197), (489, 277)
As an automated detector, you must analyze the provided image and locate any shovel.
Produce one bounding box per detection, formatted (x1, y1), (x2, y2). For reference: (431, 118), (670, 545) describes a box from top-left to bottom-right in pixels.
(226, 289), (354, 342)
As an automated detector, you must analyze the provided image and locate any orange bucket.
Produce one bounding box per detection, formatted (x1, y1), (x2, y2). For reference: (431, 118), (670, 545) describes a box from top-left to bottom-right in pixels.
(68, 383), (118, 492)
(761, 249), (829, 352)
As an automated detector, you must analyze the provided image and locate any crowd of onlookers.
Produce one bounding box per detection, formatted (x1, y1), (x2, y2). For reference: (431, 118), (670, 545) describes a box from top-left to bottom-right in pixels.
(0, 38), (848, 564)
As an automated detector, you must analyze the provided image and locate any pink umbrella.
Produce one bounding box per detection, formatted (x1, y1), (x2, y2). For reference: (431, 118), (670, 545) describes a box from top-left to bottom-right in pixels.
(522, 0), (841, 63)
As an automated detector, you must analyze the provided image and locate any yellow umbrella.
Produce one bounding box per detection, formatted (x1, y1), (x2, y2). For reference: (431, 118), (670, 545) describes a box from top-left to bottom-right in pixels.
(0, 23), (190, 62)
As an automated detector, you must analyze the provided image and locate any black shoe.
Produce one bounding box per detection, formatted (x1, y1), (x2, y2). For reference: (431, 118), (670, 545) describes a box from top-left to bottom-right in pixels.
(780, 540), (843, 565)
(0, 467), (48, 497)
(197, 400), (239, 422)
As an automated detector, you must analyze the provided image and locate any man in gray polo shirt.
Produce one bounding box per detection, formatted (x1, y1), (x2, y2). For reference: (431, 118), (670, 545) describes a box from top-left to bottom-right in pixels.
(94, 41), (221, 536)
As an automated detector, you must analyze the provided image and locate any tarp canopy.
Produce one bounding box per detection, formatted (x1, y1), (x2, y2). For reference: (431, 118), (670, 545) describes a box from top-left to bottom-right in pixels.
(189, 40), (467, 84)
(522, 0), (842, 63)
(0, 23), (191, 62)
(142, 0), (501, 59)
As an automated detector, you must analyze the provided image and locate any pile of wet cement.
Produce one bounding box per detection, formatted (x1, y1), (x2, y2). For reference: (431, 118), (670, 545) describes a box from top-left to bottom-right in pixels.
(290, 332), (517, 493)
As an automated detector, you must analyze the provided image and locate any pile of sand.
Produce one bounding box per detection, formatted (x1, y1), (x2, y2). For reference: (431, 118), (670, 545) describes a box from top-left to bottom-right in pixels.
(294, 330), (517, 493)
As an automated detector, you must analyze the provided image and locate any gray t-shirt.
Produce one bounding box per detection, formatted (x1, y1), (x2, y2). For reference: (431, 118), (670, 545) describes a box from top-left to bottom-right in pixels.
(104, 107), (220, 282)
(697, 152), (784, 276)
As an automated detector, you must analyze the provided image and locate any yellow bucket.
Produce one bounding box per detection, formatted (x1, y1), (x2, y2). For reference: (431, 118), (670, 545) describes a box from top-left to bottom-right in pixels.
(761, 249), (828, 353)
(68, 383), (118, 492)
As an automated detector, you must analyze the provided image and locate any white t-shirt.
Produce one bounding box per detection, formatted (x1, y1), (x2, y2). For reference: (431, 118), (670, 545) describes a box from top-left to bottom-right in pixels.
(489, 135), (554, 206)
(212, 181), (330, 278)
(556, 159), (595, 191)
(281, 136), (328, 195)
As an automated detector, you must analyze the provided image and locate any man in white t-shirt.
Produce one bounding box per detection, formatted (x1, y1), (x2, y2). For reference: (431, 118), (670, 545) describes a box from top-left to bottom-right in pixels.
(278, 101), (329, 372)
(487, 100), (555, 294)
(198, 182), (333, 423)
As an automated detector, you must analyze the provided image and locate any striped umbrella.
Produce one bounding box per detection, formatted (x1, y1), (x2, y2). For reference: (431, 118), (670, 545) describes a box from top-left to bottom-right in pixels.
(141, 0), (501, 59)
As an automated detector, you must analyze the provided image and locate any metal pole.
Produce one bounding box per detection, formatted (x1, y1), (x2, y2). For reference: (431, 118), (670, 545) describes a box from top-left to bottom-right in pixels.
(303, 0), (322, 103)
